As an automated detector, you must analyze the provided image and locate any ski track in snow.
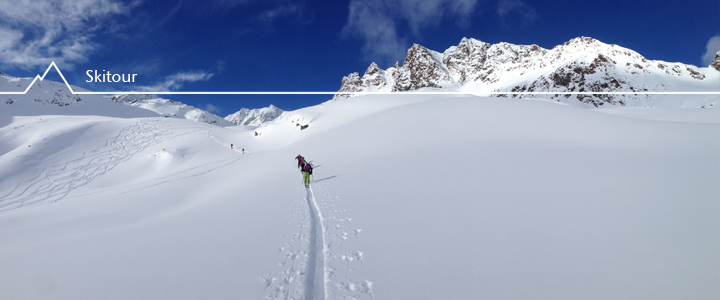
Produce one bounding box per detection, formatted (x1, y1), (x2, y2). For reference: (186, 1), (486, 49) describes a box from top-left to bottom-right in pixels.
(262, 181), (308, 300)
(304, 186), (327, 300)
(317, 182), (374, 300)
(204, 129), (252, 155)
(0, 118), (226, 214)
(65, 154), (246, 202)
(264, 172), (373, 300)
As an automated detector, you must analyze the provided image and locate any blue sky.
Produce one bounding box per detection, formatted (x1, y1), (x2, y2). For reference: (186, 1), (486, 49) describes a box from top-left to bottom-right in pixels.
(0, 0), (718, 115)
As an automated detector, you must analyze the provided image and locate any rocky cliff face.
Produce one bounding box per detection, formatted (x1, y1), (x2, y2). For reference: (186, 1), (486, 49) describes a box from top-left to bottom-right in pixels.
(334, 37), (718, 107)
(442, 38), (492, 84)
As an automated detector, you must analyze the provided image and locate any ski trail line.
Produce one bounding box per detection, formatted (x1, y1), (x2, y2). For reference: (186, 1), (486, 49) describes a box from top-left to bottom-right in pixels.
(304, 186), (328, 300)
(0, 118), (202, 214)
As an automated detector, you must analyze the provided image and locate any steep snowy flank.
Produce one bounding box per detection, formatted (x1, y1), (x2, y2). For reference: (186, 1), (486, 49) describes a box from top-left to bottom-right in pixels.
(225, 105), (284, 126)
(334, 37), (720, 107)
(111, 94), (232, 126)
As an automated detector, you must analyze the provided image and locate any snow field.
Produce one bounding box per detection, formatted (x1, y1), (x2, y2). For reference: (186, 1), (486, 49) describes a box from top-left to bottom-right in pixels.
(0, 94), (718, 299)
(274, 95), (720, 299)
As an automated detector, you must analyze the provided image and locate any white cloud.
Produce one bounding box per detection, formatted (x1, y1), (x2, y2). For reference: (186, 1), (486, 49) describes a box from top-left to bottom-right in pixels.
(0, 28), (23, 52)
(256, 3), (304, 24)
(397, 0), (478, 34)
(497, 0), (538, 24)
(702, 35), (720, 66)
(0, 0), (134, 70)
(342, 0), (479, 65)
(138, 71), (215, 91)
(342, 0), (406, 65)
(203, 103), (222, 114)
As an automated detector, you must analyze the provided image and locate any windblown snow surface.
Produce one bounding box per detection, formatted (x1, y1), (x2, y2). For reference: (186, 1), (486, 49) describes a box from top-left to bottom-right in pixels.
(1, 94), (719, 300)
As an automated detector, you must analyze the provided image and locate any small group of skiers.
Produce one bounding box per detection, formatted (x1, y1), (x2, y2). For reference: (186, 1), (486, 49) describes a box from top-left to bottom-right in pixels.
(230, 144), (245, 154)
(295, 154), (313, 187)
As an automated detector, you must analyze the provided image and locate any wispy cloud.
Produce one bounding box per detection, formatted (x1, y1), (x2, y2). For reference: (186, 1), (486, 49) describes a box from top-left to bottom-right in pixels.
(186, 0), (306, 24)
(342, 0), (406, 65)
(203, 103), (222, 114)
(0, 0), (136, 70)
(497, 0), (538, 25)
(255, 3), (306, 24)
(342, 0), (479, 65)
(137, 71), (215, 91)
(216, 60), (226, 74)
(156, 0), (184, 27)
(702, 35), (720, 66)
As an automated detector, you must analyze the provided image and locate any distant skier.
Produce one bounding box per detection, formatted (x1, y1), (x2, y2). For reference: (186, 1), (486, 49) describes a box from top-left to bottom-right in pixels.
(231, 144), (234, 149)
(242, 148), (245, 154)
(303, 162), (313, 187)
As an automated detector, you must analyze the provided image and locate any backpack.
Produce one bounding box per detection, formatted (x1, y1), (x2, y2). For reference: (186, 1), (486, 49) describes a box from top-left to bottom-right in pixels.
(304, 163), (313, 175)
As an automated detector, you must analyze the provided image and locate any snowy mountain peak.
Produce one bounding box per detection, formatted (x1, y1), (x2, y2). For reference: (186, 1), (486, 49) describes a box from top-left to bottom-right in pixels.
(333, 36), (719, 107)
(225, 105), (284, 126)
(365, 62), (382, 76)
(110, 94), (231, 125)
(711, 51), (720, 72)
(562, 36), (602, 47)
(361, 62), (388, 91)
(402, 43), (452, 90)
(443, 37), (492, 84)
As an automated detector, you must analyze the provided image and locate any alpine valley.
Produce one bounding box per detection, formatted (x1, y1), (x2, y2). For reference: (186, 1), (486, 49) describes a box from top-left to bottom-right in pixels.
(0, 37), (718, 300)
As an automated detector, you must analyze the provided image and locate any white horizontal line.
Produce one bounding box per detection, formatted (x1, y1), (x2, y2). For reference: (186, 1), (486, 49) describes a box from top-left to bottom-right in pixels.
(2, 61), (719, 96)
(71, 91), (720, 95)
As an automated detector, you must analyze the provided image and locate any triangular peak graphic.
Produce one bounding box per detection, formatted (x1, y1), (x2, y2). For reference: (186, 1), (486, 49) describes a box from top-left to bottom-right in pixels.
(0, 61), (76, 95)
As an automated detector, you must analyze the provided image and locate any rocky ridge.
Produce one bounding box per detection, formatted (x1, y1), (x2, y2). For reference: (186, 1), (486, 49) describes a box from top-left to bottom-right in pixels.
(334, 37), (720, 107)
(712, 51), (720, 72)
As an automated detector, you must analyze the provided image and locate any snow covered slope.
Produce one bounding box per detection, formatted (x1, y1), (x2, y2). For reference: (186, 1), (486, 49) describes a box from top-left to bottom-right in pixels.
(225, 104), (283, 126)
(0, 73), (156, 118)
(111, 94), (233, 126)
(335, 37), (720, 108)
(1, 93), (717, 299)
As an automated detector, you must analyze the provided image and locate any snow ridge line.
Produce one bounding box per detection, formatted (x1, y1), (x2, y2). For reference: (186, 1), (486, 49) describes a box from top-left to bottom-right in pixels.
(305, 186), (328, 300)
